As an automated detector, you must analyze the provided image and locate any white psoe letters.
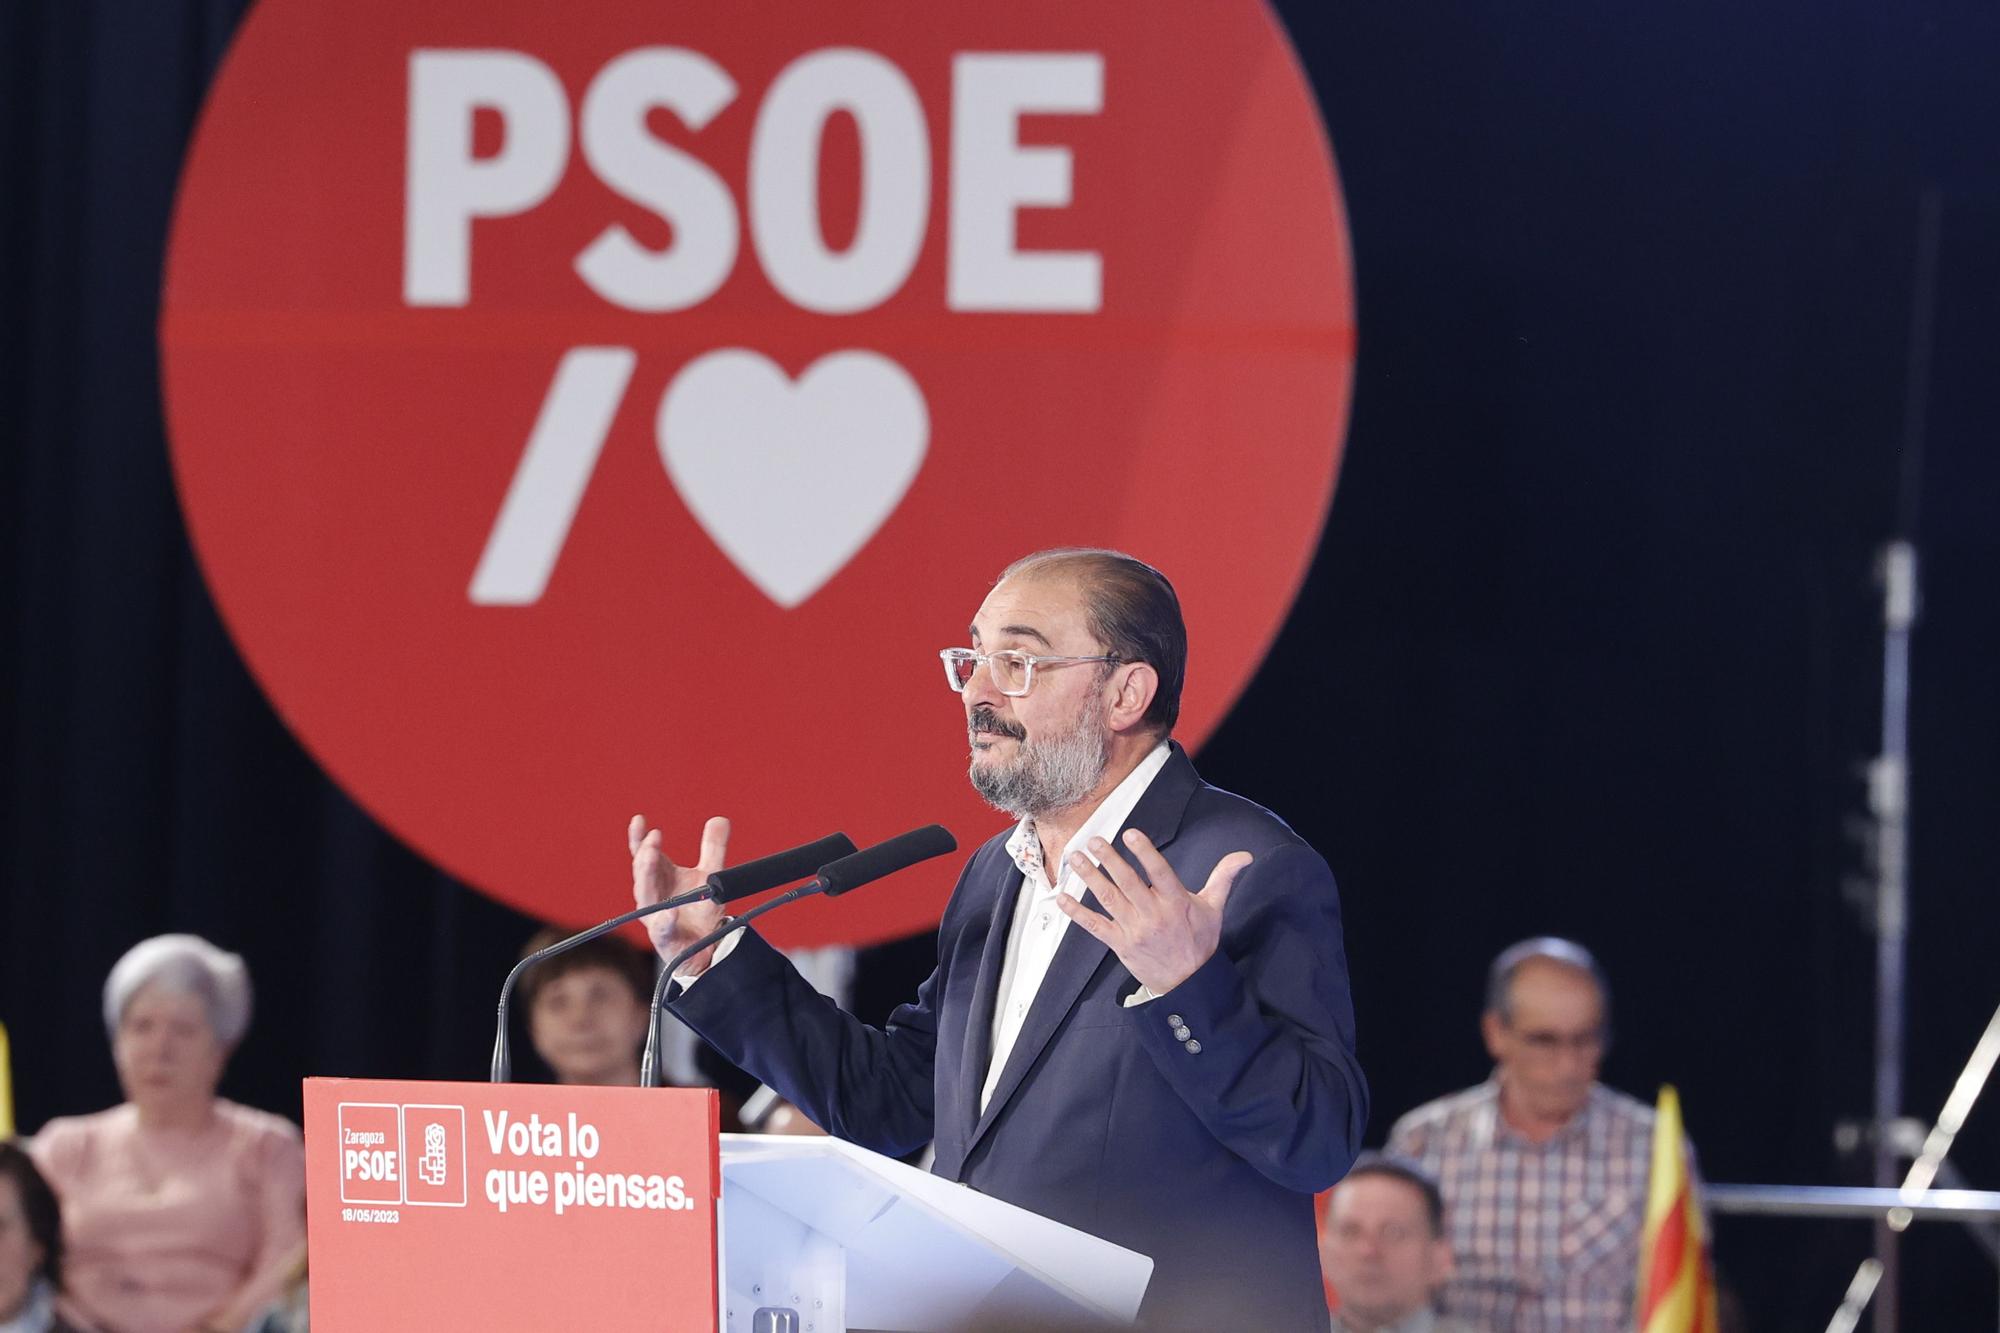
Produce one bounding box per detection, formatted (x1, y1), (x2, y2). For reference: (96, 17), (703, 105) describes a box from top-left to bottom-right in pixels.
(408, 46), (1101, 606)
(405, 47), (1103, 313)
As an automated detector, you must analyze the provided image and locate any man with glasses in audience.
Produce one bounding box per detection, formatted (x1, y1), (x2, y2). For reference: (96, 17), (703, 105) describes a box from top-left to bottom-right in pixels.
(630, 547), (1367, 1331)
(1387, 937), (1697, 1331)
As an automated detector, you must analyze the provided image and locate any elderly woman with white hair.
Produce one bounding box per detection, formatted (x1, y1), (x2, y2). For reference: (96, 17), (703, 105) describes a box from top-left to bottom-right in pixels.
(30, 936), (304, 1333)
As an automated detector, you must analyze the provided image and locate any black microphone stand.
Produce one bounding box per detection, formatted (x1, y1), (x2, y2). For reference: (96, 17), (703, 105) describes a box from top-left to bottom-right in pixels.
(491, 884), (716, 1083)
(491, 830), (855, 1083)
(638, 879), (828, 1089)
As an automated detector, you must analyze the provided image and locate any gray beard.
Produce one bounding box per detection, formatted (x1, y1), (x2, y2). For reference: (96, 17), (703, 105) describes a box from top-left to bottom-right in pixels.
(967, 697), (1111, 821)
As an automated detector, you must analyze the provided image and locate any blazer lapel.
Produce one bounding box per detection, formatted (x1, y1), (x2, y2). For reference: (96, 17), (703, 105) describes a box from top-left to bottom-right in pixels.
(963, 744), (1204, 1156)
(965, 892), (1114, 1154)
(1118, 740), (1198, 853)
(958, 853), (1023, 1146)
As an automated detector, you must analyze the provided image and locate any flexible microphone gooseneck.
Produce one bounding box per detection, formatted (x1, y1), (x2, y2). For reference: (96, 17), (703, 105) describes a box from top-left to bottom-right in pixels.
(489, 830), (855, 1082)
(637, 824), (958, 1088)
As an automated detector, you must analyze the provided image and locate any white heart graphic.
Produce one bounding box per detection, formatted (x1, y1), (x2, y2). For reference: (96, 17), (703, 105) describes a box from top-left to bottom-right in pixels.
(658, 349), (929, 609)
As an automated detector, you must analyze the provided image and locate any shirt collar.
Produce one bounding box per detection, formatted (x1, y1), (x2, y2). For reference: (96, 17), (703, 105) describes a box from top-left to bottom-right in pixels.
(1481, 1073), (1602, 1148)
(1004, 741), (1173, 895)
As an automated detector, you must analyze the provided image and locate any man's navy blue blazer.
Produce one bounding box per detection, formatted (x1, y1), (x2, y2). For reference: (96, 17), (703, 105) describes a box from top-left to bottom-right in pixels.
(670, 743), (1367, 1329)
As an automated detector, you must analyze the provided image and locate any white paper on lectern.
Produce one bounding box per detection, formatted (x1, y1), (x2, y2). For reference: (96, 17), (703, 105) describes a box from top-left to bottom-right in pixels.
(720, 1134), (1152, 1329)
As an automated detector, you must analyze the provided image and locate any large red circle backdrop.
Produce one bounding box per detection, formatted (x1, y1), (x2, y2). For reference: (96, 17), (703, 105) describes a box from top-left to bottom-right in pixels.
(161, 1), (1356, 946)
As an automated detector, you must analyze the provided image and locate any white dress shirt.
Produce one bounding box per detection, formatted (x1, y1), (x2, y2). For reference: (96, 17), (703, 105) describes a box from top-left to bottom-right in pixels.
(980, 741), (1172, 1111)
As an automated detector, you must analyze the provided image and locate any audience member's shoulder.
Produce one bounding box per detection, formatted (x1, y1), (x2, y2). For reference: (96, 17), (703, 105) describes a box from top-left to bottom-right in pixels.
(217, 1098), (305, 1147)
(215, 1102), (307, 1188)
(33, 1106), (119, 1142)
(1387, 1081), (1494, 1145)
(1592, 1083), (1659, 1128)
(31, 1104), (133, 1163)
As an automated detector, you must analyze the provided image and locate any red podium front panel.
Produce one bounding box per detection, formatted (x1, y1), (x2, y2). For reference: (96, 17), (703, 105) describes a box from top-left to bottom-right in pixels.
(305, 1078), (719, 1330)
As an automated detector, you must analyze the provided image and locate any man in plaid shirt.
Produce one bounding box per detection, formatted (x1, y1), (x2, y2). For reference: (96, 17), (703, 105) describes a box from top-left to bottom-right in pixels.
(1386, 938), (1697, 1332)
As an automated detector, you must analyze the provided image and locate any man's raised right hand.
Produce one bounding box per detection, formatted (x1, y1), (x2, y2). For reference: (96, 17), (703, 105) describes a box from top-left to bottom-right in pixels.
(629, 814), (732, 977)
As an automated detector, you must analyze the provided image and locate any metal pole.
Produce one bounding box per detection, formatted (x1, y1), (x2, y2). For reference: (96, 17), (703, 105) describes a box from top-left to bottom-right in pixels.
(1866, 189), (1943, 1333)
(1705, 1184), (2000, 1221)
(1870, 541), (1916, 1333)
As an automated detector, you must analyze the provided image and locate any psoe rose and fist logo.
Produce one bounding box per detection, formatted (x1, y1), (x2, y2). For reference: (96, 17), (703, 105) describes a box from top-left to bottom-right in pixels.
(162, 1), (1357, 947)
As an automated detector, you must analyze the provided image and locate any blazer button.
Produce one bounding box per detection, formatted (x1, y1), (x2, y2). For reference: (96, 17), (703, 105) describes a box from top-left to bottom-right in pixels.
(1166, 1013), (1183, 1027)
(1185, 1039), (1202, 1054)
(1173, 1025), (1192, 1041)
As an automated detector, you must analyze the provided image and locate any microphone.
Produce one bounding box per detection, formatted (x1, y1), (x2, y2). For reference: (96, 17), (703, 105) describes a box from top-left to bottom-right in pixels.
(638, 824), (959, 1087)
(489, 830), (856, 1082)
(818, 824), (957, 896)
(705, 832), (862, 903)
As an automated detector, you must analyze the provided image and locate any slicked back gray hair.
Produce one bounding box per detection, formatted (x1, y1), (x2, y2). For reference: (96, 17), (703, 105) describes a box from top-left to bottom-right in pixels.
(103, 934), (254, 1047)
(997, 547), (1186, 735)
(1484, 936), (1612, 1032)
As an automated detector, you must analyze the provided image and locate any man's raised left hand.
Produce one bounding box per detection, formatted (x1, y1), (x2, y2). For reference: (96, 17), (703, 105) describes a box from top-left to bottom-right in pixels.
(1057, 829), (1252, 996)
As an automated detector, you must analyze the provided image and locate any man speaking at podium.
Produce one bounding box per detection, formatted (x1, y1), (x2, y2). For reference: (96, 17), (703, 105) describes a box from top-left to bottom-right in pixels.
(631, 548), (1366, 1329)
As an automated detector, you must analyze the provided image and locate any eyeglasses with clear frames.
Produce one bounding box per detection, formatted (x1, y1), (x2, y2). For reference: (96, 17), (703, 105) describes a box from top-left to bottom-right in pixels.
(1510, 1025), (1608, 1058)
(939, 648), (1122, 697)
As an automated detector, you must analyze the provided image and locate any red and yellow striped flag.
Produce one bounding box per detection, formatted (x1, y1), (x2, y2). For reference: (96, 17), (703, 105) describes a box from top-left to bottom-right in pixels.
(1636, 1085), (1719, 1333)
(0, 1019), (14, 1138)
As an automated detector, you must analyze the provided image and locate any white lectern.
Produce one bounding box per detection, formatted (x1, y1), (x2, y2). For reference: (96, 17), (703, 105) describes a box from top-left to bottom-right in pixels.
(720, 1134), (1154, 1332)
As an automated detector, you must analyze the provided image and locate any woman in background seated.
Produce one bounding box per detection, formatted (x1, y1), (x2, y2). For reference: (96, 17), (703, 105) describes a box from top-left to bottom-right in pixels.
(519, 929), (658, 1087)
(32, 936), (304, 1333)
(0, 1142), (84, 1333)
(521, 930), (766, 1133)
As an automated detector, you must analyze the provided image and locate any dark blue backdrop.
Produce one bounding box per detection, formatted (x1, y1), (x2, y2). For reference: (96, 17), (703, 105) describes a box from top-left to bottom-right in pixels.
(3, 2), (1996, 1327)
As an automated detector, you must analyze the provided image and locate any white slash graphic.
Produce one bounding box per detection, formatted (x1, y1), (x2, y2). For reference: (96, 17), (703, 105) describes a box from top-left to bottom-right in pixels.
(468, 347), (636, 606)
